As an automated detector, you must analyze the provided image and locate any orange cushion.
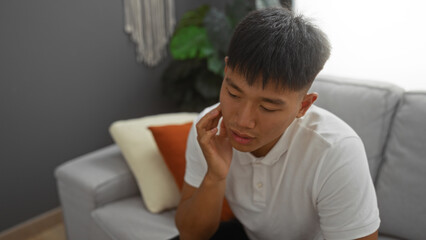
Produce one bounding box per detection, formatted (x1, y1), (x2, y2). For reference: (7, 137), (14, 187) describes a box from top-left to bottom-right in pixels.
(148, 122), (234, 221)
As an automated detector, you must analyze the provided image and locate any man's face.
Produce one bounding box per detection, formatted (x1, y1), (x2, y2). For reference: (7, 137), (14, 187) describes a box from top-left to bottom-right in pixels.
(219, 65), (316, 157)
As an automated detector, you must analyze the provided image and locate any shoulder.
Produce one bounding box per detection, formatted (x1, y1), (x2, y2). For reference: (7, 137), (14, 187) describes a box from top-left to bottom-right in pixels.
(296, 105), (361, 147)
(288, 105), (367, 173)
(303, 107), (371, 195)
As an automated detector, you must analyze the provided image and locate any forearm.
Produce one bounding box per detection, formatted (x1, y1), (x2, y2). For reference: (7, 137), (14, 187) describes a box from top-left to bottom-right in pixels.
(175, 174), (227, 240)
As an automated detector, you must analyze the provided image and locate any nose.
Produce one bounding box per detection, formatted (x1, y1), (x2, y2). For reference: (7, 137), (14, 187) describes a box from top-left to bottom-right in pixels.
(235, 103), (256, 129)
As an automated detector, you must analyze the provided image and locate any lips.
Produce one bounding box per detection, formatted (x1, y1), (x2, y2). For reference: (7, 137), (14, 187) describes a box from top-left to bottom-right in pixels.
(230, 129), (254, 145)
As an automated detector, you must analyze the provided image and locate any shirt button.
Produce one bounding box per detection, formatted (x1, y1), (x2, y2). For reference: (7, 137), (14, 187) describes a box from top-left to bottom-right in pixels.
(257, 182), (263, 189)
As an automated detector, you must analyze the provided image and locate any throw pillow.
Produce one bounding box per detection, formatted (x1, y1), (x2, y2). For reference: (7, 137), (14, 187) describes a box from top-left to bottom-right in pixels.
(149, 123), (235, 221)
(148, 122), (192, 190)
(109, 113), (198, 213)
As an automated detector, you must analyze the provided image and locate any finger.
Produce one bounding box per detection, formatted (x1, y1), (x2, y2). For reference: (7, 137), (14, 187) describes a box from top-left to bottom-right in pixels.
(216, 104), (222, 112)
(209, 110), (222, 130)
(196, 107), (221, 134)
(208, 105), (222, 129)
(197, 127), (218, 148)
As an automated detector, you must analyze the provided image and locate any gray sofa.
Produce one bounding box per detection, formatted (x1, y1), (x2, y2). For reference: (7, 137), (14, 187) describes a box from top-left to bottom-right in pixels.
(55, 76), (426, 240)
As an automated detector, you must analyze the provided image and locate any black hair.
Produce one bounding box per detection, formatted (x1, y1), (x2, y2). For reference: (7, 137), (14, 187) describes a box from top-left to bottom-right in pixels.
(227, 7), (331, 91)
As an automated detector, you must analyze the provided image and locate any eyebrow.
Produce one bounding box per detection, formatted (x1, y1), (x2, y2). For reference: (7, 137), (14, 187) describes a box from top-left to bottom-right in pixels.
(225, 77), (286, 106)
(261, 97), (285, 106)
(225, 77), (243, 93)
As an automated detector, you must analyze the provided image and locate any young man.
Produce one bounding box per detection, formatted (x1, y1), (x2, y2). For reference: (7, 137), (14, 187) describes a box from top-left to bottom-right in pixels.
(174, 7), (380, 240)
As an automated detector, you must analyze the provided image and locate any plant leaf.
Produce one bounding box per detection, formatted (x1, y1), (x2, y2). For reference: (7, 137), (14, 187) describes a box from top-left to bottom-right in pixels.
(207, 53), (225, 76)
(170, 26), (214, 60)
(175, 5), (210, 32)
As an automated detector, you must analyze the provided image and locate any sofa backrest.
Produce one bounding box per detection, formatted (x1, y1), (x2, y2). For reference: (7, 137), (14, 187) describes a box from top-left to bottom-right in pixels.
(375, 92), (426, 240)
(310, 76), (404, 180)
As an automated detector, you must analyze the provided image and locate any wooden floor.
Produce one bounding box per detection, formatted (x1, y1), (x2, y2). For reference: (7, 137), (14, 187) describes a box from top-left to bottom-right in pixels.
(25, 223), (66, 240)
(0, 208), (67, 240)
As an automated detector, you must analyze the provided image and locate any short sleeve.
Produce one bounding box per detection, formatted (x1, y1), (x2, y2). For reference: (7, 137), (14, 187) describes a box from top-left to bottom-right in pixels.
(184, 104), (219, 188)
(316, 137), (380, 239)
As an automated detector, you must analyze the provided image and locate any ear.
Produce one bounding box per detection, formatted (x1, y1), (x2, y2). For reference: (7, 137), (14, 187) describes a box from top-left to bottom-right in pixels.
(296, 93), (318, 118)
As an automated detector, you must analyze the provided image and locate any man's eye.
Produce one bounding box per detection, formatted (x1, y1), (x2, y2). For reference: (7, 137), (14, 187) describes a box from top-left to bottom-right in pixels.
(228, 90), (238, 98)
(261, 106), (276, 112)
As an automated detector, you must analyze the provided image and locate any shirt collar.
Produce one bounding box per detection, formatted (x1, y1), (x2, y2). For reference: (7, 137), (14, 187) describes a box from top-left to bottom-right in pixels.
(235, 118), (298, 166)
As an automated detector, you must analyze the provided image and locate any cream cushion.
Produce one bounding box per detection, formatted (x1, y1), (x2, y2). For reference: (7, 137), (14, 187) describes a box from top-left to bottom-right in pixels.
(109, 112), (198, 213)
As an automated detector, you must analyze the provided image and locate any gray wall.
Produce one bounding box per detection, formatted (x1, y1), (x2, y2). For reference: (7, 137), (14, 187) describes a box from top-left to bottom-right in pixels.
(0, 0), (227, 232)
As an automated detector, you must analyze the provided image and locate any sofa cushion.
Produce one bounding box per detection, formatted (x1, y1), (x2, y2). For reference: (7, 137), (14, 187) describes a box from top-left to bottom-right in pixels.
(310, 76), (403, 180)
(109, 113), (198, 213)
(55, 144), (139, 240)
(91, 196), (178, 240)
(375, 92), (426, 240)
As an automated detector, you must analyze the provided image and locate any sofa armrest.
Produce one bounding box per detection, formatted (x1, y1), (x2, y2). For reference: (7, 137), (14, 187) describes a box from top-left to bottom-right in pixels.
(55, 144), (138, 240)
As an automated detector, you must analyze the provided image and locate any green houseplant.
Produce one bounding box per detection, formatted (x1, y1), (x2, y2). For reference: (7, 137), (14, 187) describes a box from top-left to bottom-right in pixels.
(162, 0), (255, 112)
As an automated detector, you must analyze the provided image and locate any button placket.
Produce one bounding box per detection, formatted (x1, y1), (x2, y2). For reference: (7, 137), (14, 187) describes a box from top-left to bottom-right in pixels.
(252, 162), (266, 205)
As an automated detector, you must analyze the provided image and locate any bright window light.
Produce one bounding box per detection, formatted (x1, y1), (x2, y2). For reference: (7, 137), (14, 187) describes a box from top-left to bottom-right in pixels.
(294, 0), (426, 90)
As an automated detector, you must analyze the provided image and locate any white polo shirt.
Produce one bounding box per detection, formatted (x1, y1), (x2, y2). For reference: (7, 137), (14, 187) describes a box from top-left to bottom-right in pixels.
(184, 104), (380, 240)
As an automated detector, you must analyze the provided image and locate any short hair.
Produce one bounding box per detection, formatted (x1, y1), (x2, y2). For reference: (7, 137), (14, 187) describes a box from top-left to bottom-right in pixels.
(227, 7), (331, 91)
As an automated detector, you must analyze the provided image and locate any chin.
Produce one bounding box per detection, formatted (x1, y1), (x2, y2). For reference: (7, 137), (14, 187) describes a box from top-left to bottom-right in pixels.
(230, 141), (257, 153)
